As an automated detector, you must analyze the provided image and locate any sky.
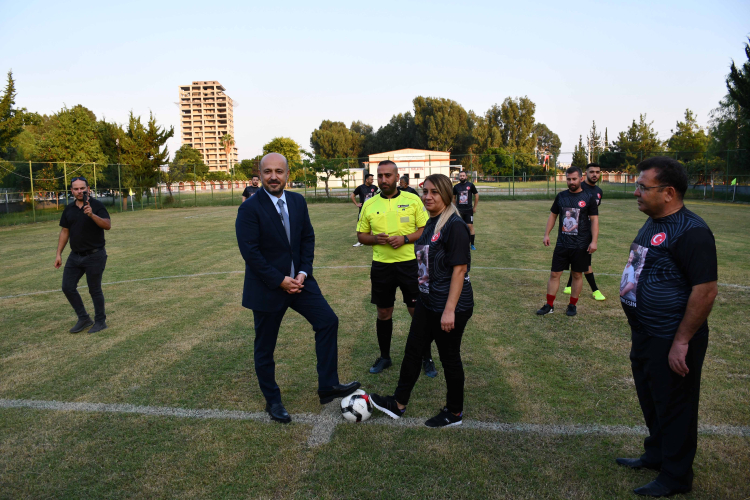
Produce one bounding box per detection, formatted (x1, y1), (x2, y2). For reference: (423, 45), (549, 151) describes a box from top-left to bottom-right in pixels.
(1, 0), (748, 162)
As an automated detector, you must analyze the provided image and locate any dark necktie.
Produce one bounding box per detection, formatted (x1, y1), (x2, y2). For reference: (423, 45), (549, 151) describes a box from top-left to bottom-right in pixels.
(277, 199), (294, 276)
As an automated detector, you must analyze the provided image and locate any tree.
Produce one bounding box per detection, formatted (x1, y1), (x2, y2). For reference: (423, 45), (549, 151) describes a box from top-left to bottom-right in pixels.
(302, 150), (350, 197)
(120, 111), (174, 194)
(413, 96), (474, 154)
(371, 112), (423, 152)
(498, 96), (537, 153)
(533, 123), (561, 157)
(310, 120), (362, 159)
(263, 136), (302, 179)
(350, 121), (378, 159)
(236, 157), (260, 178)
(571, 136), (588, 168)
(726, 37), (750, 124)
(667, 109), (708, 160)
(587, 121), (604, 162)
(167, 145), (208, 194)
(220, 133), (235, 174)
(0, 70), (39, 160)
(604, 114), (663, 171)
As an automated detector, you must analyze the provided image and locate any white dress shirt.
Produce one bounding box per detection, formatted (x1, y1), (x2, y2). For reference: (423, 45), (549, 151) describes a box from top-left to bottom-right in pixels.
(264, 188), (307, 278)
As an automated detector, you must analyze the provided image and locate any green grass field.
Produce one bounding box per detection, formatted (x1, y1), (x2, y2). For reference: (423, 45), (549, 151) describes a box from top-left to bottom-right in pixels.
(1, 199), (748, 499)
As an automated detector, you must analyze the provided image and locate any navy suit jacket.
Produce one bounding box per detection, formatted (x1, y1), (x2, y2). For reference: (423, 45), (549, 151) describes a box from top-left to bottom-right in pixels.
(236, 188), (321, 312)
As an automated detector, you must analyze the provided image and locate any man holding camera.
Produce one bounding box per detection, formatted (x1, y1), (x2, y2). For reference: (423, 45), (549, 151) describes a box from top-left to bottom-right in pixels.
(55, 177), (112, 333)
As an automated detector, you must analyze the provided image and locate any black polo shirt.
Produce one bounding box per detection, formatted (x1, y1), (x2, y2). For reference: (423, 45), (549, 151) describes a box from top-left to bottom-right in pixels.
(242, 185), (260, 198)
(59, 199), (110, 253)
(354, 183), (378, 204)
(399, 186), (419, 196)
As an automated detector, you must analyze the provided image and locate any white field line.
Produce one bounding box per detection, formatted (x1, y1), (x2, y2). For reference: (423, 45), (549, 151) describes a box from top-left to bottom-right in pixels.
(1, 398), (748, 447)
(1, 266), (748, 300)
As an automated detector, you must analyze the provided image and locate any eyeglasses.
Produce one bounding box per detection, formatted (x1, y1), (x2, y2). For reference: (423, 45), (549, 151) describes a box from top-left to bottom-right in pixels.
(634, 183), (668, 193)
(70, 176), (88, 186)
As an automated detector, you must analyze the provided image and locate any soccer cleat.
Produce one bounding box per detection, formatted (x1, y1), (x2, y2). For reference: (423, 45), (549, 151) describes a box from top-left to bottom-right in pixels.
(536, 304), (554, 315)
(470, 244), (477, 251)
(370, 394), (405, 419)
(592, 290), (606, 301)
(352, 242), (363, 247)
(423, 359), (438, 378)
(425, 407), (463, 428)
(369, 357), (392, 374)
(563, 286), (571, 294)
(566, 304), (577, 316)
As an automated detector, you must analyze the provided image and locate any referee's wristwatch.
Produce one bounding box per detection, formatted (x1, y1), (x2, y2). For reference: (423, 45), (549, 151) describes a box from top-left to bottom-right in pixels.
(403, 235), (410, 244)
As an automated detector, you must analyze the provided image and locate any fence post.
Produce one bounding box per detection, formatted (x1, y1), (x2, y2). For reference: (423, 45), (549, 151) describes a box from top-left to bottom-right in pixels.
(231, 165), (235, 206)
(118, 164), (122, 211)
(703, 158), (707, 200)
(193, 164), (197, 207)
(725, 153), (730, 202)
(29, 161), (36, 223)
(511, 154), (515, 198)
(94, 163), (97, 194)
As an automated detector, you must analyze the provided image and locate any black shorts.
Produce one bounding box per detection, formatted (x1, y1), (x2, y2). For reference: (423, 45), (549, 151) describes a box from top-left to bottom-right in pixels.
(371, 260), (419, 308)
(551, 246), (591, 273)
(459, 210), (473, 225)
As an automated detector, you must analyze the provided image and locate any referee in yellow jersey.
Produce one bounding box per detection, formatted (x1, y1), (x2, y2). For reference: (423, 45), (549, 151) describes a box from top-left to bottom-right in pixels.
(357, 160), (437, 377)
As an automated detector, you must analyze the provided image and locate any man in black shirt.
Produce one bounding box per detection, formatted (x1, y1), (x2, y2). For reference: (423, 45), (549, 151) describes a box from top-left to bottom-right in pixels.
(452, 171), (479, 250)
(55, 177), (112, 333)
(350, 174), (377, 247)
(399, 175), (419, 196)
(564, 163), (606, 300)
(615, 157), (718, 498)
(241, 175), (260, 202)
(537, 166), (598, 317)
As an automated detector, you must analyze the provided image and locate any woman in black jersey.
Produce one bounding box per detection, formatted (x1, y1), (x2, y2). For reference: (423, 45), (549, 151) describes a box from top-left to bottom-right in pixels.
(371, 174), (474, 428)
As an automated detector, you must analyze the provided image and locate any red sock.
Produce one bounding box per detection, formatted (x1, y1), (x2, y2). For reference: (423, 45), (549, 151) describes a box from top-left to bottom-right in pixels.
(569, 297), (579, 306)
(546, 294), (555, 307)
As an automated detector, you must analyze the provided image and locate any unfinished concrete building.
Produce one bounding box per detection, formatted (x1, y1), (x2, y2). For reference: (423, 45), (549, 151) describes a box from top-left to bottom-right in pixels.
(178, 81), (238, 172)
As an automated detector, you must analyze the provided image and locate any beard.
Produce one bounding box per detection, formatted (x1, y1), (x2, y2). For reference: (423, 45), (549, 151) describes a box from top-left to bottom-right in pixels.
(265, 180), (285, 195)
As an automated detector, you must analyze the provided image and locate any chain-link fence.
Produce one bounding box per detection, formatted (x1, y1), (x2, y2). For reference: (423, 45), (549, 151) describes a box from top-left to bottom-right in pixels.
(1, 150), (747, 226)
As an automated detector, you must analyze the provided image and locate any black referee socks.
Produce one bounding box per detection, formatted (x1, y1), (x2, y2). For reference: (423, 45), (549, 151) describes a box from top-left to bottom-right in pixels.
(376, 318), (393, 359)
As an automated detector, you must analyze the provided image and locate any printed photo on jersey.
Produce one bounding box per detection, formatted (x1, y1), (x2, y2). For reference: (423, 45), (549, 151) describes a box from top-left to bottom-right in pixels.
(561, 207), (580, 235)
(620, 243), (648, 307)
(459, 190), (469, 204)
(416, 245), (429, 293)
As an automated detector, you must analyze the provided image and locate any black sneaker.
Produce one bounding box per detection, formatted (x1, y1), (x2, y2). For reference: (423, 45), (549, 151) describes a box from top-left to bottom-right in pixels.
(423, 359), (438, 378)
(370, 393), (405, 419)
(88, 322), (108, 333)
(369, 357), (392, 374)
(536, 304), (554, 315)
(566, 304), (577, 316)
(425, 407), (463, 428)
(69, 317), (94, 333)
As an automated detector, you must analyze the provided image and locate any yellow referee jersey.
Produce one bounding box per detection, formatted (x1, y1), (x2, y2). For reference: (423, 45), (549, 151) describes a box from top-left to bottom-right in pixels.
(356, 190), (428, 263)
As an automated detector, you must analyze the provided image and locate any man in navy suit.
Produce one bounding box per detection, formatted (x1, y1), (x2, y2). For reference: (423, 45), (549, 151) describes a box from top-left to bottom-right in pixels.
(236, 152), (360, 423)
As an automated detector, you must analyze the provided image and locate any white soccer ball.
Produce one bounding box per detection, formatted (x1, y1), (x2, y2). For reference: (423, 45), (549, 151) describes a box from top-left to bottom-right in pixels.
(340, 391), (373, 422)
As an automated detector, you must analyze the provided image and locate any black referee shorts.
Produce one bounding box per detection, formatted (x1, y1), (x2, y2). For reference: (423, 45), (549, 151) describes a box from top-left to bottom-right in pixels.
(551, 246), (591, 273)
(370, 260), (419, 309)
(459, 210), (473, 225)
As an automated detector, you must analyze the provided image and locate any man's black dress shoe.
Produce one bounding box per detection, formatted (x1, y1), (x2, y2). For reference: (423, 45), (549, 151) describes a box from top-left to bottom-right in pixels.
(634, 479), (690, 497)
(616, 457), (661, 471)
(318, 381), (361, 404)
(265, 402), (291, 423)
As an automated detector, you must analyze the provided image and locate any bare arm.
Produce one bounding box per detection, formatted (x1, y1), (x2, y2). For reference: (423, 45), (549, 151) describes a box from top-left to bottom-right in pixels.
(386, 226), (425, 249)
(588, 215), (598, 253)
(350, 192), (361, 207)
(472, 192), (479, 212)
(543, 212), (558, 246)
(668, 281), (718, 376)
(54, 228), (70, 268)
(83, 203), (111, 230)
(441, 264), (468, 332)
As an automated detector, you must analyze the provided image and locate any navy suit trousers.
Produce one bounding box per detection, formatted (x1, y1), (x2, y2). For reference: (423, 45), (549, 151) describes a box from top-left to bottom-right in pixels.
(252, 288), (340, 404)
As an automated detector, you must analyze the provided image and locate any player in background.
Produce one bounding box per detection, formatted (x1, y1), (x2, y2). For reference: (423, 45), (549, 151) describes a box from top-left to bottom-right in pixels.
(452, 170), (479, 250)
(399, 175), (419, 195)
(564, 163), (606, 300)
(241, 175), (261, 202)
(350, 174), (377, 247)
(537, 166), (599, 317)
(357, 161), (438, 378)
